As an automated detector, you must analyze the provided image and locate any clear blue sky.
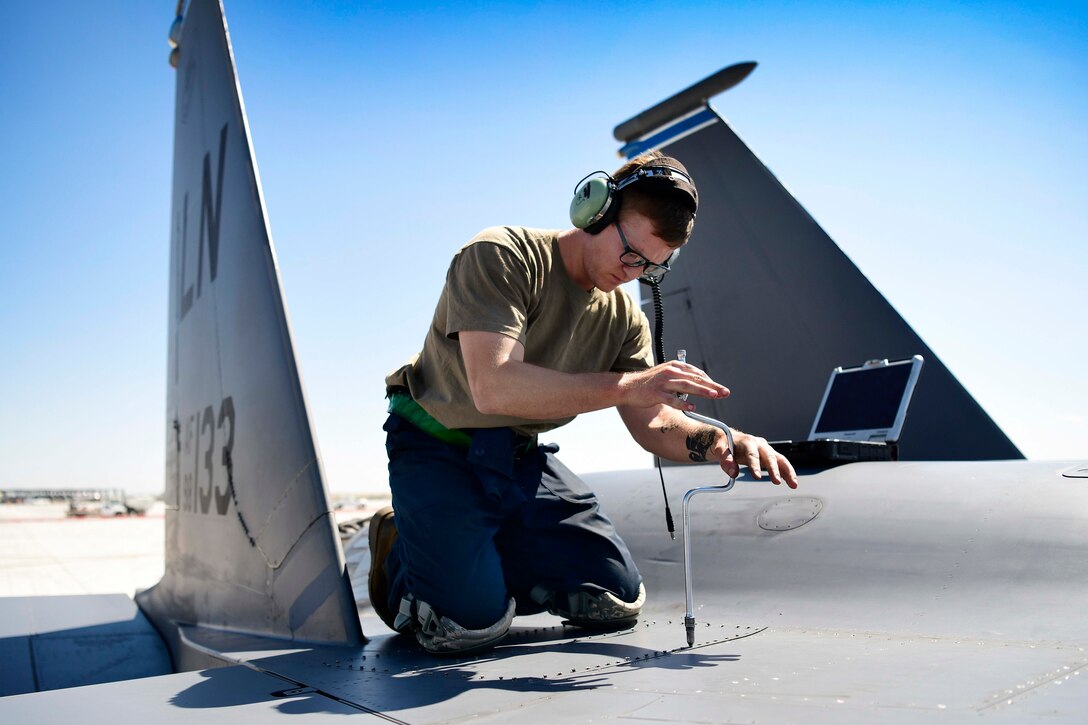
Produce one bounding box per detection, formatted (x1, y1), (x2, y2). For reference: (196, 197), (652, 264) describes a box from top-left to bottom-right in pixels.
(1, 1), (1084, 494)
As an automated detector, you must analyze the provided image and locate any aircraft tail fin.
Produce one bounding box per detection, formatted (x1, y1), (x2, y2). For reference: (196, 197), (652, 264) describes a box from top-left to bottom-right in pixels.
(620, 66), (1022, 460)
(136, 0), (363, 658)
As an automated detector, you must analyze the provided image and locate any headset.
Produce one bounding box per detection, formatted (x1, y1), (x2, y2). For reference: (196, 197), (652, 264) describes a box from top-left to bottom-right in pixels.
(569, 157), (698, 284)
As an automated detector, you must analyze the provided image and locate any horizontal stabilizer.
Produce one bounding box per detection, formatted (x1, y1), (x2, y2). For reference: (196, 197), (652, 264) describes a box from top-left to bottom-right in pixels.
(0, 595), (171, 696)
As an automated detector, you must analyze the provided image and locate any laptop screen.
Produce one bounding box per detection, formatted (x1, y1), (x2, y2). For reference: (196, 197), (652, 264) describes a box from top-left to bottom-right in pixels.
(810, 356), (923, 442)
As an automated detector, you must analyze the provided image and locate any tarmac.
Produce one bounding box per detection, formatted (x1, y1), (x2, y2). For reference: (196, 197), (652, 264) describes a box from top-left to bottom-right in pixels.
(0, 501), (385, 601)
(0, 503), (165, 598)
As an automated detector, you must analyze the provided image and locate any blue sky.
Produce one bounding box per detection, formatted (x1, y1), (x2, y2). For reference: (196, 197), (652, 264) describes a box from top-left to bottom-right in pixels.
(1, 1), (1084, 493)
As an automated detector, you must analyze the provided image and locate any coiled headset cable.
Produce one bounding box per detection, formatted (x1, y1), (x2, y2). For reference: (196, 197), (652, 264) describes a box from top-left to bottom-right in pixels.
(647, 280), (677, 539)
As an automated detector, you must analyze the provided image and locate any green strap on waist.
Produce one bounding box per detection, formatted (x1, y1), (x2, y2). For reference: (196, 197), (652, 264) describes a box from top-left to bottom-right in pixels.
(388, 391), (473, 447)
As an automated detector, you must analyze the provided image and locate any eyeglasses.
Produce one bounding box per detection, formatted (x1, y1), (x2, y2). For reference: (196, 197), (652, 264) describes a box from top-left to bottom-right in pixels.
(615, 221), (672, 283)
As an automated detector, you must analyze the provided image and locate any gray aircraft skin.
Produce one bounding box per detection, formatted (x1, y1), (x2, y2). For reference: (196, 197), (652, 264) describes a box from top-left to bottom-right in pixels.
(2, 0), (1086, 721)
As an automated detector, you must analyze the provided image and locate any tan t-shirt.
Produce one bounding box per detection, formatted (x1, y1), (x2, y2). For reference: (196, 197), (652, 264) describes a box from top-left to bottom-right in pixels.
(386, 226), (654, 436)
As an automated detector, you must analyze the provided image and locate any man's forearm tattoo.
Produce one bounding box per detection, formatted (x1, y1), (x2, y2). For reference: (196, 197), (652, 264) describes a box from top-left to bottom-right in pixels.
(686, 426), (717, 463)
(659, 422), (679, 434)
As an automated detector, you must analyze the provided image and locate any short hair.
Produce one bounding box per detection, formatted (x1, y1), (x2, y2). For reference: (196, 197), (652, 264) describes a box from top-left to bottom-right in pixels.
(613, 151), (696, 248)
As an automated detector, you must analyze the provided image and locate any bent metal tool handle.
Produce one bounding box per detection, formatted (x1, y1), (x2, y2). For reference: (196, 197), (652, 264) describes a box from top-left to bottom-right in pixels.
(681, 410), (736, 647)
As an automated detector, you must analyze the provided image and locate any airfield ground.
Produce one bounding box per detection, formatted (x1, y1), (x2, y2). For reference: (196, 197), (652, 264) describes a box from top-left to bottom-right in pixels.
(0, 500), (386, 599)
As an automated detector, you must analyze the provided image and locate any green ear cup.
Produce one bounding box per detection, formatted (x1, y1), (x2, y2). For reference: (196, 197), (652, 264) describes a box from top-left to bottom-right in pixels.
(569, 176), (613, 229)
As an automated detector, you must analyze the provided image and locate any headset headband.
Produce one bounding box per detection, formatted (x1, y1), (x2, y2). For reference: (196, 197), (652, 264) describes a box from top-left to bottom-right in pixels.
(569, 155), (698, 235)
(613, 163), (699, 213)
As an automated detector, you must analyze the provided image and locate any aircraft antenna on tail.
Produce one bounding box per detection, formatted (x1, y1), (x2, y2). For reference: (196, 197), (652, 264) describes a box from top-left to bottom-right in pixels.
(167, 1), (185, 68)
(613, 62), (756, 142)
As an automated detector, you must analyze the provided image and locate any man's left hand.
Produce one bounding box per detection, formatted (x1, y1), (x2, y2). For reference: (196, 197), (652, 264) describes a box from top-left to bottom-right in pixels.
(714, 431), (798, 489)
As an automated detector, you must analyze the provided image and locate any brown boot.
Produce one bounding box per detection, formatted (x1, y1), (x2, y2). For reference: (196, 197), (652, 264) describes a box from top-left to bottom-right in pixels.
(367, 506), (400, 631)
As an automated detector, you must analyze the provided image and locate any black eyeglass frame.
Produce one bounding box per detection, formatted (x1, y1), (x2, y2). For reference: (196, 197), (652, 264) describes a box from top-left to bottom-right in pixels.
(615, 221), (672, 283)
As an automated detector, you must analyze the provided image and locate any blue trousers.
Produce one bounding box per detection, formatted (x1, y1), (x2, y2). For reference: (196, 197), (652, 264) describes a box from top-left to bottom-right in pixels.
(383, 413), (643, 630)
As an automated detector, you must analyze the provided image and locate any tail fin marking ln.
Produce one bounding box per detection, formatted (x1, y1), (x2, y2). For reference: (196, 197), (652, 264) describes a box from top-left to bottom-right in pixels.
(136, 0), (363, 653)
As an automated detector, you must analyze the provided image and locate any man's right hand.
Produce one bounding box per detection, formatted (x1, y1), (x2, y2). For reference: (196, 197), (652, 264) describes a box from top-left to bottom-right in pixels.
(459, 331), (728, 420)
(619, 362), (730, 410)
